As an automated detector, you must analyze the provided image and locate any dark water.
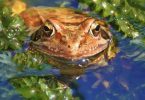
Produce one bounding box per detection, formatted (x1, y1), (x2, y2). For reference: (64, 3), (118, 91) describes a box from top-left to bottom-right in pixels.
(1, 0), (145, 100)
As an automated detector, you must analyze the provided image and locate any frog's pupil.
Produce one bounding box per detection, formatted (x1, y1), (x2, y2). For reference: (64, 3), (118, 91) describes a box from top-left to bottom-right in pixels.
(44, 26), (50, 31)
(43, 26), (53, 37)
(95, 25), (100, 31)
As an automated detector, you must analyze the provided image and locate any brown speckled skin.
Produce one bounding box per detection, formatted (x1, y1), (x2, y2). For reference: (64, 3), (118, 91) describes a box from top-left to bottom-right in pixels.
(20, 7), (112, 60)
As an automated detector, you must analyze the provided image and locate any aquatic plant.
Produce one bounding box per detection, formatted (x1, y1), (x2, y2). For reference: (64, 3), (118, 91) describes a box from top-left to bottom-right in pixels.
(13, 51), (48, 70)
(10, 76), (76, 100)
(78, 0), (145, 38)
(0, 5), (26, 50)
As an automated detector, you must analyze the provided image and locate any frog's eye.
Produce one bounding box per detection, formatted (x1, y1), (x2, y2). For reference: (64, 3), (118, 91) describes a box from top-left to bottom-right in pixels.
(43, 23), (55, 37)
(31, 22), (55, 41)
(89, 21), (111, 39)
(89, 22), (100, 37)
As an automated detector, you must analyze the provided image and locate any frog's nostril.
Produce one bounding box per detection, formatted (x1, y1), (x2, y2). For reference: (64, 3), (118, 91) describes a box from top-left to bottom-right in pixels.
(68, 45), (71, 48)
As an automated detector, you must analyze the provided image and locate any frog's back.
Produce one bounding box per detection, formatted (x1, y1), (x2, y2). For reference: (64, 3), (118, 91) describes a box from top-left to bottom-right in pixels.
(20, 7), (88, 28)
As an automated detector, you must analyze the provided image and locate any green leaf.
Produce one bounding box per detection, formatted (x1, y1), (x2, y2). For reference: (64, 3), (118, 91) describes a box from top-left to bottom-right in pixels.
(10, 76), (75, 100)
(78, 0), (145, 39)
(1, 7), (12, 16)
(0, 5), (26, 51)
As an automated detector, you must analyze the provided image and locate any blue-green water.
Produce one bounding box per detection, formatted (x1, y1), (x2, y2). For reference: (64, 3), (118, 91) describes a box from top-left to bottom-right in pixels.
(1, 0), (145, 100)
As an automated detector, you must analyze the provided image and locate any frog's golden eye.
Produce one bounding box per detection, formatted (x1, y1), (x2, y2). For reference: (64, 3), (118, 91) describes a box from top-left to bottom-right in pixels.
(89, 22), (100, 37)
(89, 21), (111, 40)
(31, 22), (55, 41)
(43, 23), (55, 37)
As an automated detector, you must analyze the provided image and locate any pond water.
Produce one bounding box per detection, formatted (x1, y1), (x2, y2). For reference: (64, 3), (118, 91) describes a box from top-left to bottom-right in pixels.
(1, 0), (145, 100)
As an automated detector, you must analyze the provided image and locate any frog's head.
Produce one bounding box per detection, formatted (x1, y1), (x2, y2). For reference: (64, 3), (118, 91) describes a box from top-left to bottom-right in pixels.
(21, 7), (112, 60)
(31, 18), (112, 60)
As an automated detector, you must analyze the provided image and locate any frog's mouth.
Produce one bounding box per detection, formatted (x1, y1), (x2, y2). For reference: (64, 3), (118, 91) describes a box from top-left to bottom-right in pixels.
(46, 46), (108, 65)
(30, 40), (110, 61)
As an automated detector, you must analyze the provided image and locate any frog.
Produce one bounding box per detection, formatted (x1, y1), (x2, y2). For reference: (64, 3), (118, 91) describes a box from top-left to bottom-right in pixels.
(20, 7), (117, 75)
